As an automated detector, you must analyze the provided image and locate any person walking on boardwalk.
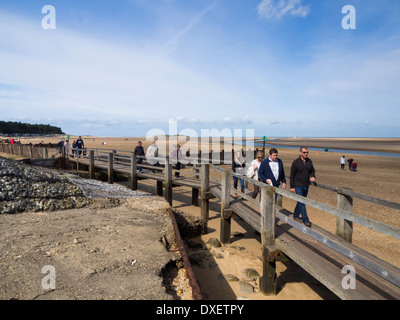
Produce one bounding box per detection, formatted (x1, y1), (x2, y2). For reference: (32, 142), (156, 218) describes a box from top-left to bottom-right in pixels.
(290, 146), (316, 228)
(232, 150), (246, 199)
(146, 139), (159, 172)
(340, 155), (346, 170)
(72, 140), (77, 157)
(248, 151), (264, 199)
(134, 141), (145, 173)
(76, 136), (85, 158)
(64, 139), (70, 157)
(171, 144), (183, 177)
(258, 148), (286, 190)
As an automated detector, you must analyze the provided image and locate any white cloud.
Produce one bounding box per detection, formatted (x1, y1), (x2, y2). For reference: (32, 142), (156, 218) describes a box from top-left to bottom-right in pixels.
(257, 0), (310, 20)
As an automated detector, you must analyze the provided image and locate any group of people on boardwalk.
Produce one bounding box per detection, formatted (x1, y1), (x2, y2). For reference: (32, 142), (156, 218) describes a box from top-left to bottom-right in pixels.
(60, 136), (85, 158)
(235, 146), (316, 228)
(134, 139), (183, 177)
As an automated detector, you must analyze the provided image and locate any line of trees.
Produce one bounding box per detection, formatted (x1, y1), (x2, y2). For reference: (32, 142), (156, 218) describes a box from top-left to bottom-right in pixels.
(0, 121), (64, 135)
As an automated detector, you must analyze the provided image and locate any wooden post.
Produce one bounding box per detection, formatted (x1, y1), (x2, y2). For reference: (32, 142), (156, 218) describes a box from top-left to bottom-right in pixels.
(108, 152), (114, 184)
(29, 145), (33, 158)
(260, 185), (277, 295)
(191, 164), (199, 206)
(191, 188), (199, 206)
(200, 164), (210, 221)
(157, 181), (163, 196)
(130, 154), (138, 190)
(336, 190), (353, 242)
(43, 147), (48, 159)
(89, 150), (95, 179)
(165, 157), (172, 205)
(220, 170), (232, 244)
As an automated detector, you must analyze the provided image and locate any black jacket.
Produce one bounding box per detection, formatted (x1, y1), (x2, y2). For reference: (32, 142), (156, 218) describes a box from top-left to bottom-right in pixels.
(290, 156), (316, 188)
(134, 145), (145, 156)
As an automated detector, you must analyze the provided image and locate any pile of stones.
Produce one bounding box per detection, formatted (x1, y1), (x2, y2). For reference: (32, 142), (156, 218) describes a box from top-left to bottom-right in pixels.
(0, 157), (93, 214)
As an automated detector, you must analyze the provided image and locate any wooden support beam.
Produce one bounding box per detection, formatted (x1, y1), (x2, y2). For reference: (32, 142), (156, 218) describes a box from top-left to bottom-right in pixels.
(336, 189), (353, 242)
(108, 152), (114, 184)
(130, 154), (138, 190)
(89, 150), (95, 179)
(157, 181), (163, 196)
(165, 157), (172, 205)
(200, 164), (210, 221)
(220, 170), (231, 244)
(260, 185), (277, 295)
(192, 188), (199, 206)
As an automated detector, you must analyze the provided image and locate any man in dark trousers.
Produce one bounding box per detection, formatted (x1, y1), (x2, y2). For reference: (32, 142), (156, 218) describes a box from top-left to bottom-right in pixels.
(134, 141), (145, 172)
(258, 148), (286, 191)
(290, 146), (316, 227)
(76, 136), (84, 158)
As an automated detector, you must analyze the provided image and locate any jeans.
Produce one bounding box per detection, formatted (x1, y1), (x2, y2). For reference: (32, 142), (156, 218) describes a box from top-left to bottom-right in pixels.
(137, 157), (143, 171)
(293, 186), (310, 223)
(233, 176), (244, 191)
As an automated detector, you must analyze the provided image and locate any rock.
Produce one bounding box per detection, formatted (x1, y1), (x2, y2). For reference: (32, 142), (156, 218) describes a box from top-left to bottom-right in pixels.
(243, 268), (260, 280)
(206, 237), (221, 248)
(238, 281), (254, 294)
(212, 252), (223, 259)
(224, 274), (239, 282)
(230, 246), (245, 251)
(231, 231), (245, 237)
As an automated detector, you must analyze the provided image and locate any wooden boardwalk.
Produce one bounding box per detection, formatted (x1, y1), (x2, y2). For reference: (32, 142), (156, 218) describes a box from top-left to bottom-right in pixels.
(52, 149), (400, 299)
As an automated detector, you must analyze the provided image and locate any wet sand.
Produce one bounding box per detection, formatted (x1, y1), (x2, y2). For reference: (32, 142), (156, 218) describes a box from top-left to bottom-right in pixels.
(262, 137), (400, 153)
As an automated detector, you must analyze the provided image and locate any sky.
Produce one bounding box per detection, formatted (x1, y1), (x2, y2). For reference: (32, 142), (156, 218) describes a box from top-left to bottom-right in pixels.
(0, 0), (400, 138)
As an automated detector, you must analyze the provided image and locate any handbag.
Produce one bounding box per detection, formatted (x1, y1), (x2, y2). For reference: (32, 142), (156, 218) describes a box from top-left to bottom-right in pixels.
(246, 166), (256, 179)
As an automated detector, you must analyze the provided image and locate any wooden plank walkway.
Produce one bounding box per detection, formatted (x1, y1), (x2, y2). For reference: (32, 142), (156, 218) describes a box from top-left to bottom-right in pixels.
(208, 185), (400, 300)
(67, 154), (400, 300)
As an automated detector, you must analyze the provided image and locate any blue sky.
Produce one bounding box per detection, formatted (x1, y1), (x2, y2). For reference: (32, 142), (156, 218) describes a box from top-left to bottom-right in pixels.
(1, 0), (399, 137)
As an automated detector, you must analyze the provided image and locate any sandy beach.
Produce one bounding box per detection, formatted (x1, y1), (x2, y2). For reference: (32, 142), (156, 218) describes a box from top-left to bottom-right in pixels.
(2, 136), (400, 300)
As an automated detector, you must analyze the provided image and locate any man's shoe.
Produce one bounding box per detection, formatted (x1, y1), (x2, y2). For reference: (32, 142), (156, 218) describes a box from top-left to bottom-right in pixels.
(294, 218), (303, 223)
(304, 222), (312, 228)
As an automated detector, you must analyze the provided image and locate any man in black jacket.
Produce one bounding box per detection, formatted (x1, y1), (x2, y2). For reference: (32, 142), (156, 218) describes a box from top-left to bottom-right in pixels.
(290, 147), (316, 227)
(134, 141), (145, 172)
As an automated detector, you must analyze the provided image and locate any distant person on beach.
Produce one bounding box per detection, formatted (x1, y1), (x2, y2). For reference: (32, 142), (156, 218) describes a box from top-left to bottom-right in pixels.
(146, 140), (159, 172)
(171, 144), (183, 178)
(76, 136), (84, 157)
(258, 148), (286, 190)
(134, 141), (145, 173)
(248, 151), (263, 199)
(340, 155), (346, 170)
(351, 160), (358, 172)
(290, 146), (316, 228)
(347, 158), (354, 170)
(232, 150), (246, 199)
